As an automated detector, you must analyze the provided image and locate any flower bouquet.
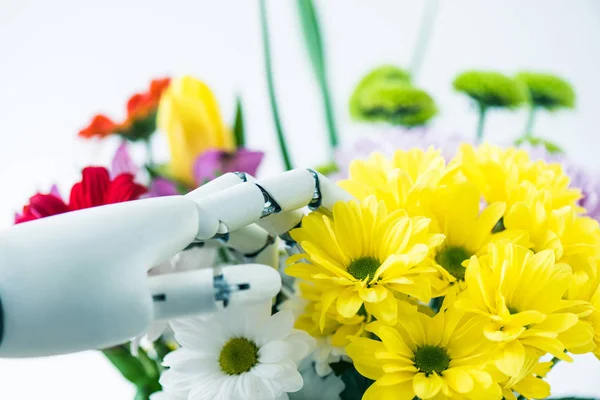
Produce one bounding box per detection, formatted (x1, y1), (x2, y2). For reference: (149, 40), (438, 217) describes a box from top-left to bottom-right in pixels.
(10, 2), (600, 400)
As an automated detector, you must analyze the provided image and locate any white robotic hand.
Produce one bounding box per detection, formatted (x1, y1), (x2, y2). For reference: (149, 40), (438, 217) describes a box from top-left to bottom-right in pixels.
(0, 169), (352, 358)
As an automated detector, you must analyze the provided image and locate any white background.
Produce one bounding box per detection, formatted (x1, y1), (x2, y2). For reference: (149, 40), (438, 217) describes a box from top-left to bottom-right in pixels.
(0, 0), (599, 398)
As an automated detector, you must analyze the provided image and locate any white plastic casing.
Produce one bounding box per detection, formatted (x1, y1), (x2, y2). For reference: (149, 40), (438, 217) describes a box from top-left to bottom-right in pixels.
(257, 210), (304, 236)
(314, 171), (354, 212)
(186, 172), (246, 199)
(227, 224), (271, 255)
(0, 196), (199, 357)
(148, 268), (216, 321)
(220, 264), (281, 308)
(258, 169), (315, 212)
(192, 182), (265, 233)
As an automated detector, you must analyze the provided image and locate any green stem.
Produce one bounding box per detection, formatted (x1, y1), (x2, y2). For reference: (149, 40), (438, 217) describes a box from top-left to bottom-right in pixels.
(523, 106), (536, 139)
(410, 0), (441, 83)
(233, 96), (246, 148)
(153, 339), (171, 363)
(476, 103), (487, 143)
(135, 381), (162, 400)
(144, 139), (154, 165)
(319, 78), (339, 152)
(259, 0), (293, 170)
(102, 345), (161, 400)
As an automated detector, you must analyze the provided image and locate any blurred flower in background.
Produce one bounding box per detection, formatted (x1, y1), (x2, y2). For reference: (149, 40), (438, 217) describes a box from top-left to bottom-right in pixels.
(453, 70), (528, 141)
(157, 75), (234, 186)
(15, 166), (147, 223)
(349, 65), (437, 128)
(79, 78), (170, 141)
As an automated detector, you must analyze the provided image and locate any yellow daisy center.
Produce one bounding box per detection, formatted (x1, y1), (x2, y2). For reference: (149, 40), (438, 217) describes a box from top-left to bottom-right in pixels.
(347, 256), (381, 281)
(219, 337), (258, 375)
(435, 246), (471, 281)
(414, 345), (451, 375)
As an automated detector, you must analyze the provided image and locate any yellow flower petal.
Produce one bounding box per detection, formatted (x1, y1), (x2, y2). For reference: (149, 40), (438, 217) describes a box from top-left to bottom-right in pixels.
(495, 340), (525, 377)
(444, 368), (474, 394)
(413, 372), (444, 399)
(336, 288), (363, 318)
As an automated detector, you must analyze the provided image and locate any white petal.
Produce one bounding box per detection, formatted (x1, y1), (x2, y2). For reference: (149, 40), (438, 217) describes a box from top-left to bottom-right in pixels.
(216, 375), (239, 400)
(163, 348), (213, 368)
(284, 330), (316, 362)
(147, 322), (169, 342)
(278, 368), (304, 393)
(188, 375), (224, 400)
(252, 363), (286, 379)
(236, 374), (258, 400)
(256, 311), (295, 345)
(259, 340), (293, 363)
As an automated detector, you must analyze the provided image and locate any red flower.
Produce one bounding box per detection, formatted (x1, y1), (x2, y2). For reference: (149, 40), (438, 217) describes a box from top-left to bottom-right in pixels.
(78, 114), (119, 139)
(15, 167), (147, 224)
(78, 77), (171, 141)
(15, 193), (69, 223)
(124, 77), (171, 125)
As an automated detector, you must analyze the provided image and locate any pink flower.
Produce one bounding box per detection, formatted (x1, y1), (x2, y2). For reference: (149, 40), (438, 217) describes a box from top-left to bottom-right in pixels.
(193, 148), (264, 185)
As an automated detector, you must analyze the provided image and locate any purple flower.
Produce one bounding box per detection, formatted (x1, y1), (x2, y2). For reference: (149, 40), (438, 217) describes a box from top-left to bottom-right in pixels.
(333, 128), (471, 180)
(111, 142), (138, 178)
(193, 148), (264, 185)
(147, 177), (179, 197)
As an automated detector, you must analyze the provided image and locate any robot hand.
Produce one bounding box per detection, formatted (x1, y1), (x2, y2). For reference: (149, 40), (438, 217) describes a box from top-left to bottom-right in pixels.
(0, 169), (352, 358)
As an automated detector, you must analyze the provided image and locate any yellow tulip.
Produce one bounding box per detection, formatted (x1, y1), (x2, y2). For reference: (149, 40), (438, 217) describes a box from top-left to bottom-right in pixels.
(157, 76), (234, 185)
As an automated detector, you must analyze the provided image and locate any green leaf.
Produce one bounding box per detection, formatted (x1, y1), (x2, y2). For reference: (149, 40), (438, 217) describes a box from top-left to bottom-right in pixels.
(549, 398), (597, 400)
(259, 0), (293, 170)
(116, 111), (158, 142)
(102, 345), (151, 386)
(336, 363), (374, 400)
(134, 380), (162, 400)
(296, 0), (339, 153)
(233, 96), (245, 148)
(514, 136), (565, 154)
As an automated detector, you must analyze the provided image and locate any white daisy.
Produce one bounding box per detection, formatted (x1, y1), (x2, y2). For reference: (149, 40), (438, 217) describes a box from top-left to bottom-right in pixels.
(160, 302), (315, 400)
(311, 337), (350, 377)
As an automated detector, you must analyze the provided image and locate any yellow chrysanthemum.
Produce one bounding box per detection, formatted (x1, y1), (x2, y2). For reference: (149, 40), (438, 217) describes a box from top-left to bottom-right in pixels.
(504, 181), (600, 277)
(488, 358), (552, 400)
(346, 301), (502, 399)
(456, 143), (581, 210)
(565, 257), (600, 357)
(292, 281), (367, 348)
(456, 241), (594, 378)
(287, 196), (445, 325)
(339, 148), (456, 213)
(420, 182), (528, 292)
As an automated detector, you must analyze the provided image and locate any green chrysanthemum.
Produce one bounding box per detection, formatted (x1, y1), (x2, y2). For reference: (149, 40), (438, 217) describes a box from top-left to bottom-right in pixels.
(454, 71), (528, 141)
(349, 65), (412, 120)
(453, 71), (528, 109)
(516, 72), (575, 110)
(352, 81), (437, 127)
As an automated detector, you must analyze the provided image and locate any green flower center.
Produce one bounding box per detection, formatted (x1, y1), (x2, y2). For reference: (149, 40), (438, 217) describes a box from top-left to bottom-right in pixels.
(492, 217), (506, 233)
(219, 337), (259, 375)
(435, 246), (471, 281)
(414, 345), (451, 375)
(347, 257), (381, 281)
